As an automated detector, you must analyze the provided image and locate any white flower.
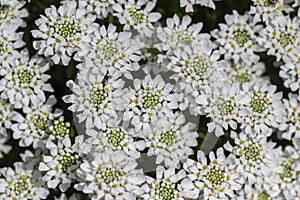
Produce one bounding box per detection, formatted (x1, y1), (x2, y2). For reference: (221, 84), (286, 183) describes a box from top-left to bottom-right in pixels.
(61, 0), (120, 19)
(38, 136), (87, 192)
(0, 51), (53, 109)
(168, 40), (223, 115)
(75, 151), (145, 200)
(200, 81), (244, 137)
(63, 71), (126, 130)
(77, 24), (140, 78)
(143, 112), (198, 168)
(156, 14), (209, 53)
(224, 58), (268, 84)
(0, 162), (49, 200)
(249, 0), (293, 23)
(183, 148), (242, 200)
(0, 99), (21, 136)
(11, 96), (63, 148)
(211, 10), (263, 63)
(257, 15), (300, 63)
(224, 131), (280, 185)
(279, 93), (300, 140)
(113, 0), (161, 37)
(85, 119), (145, 159)
(279, 61), (300, 92)
(141, 166), (188, 200)
(0, 23), (25, 69)
(239, 80), (285, 136)
(31, 1), (98, 65)
(180, 0), (216, 12)
(123, 74), (181, 132)
(0, 0), (28, 28)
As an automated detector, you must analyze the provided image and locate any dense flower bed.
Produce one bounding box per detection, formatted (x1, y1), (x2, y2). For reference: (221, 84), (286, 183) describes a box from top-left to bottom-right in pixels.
(0, 0), (300, 199)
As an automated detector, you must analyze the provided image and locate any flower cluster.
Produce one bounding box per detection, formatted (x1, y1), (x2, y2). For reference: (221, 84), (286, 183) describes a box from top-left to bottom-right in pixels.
(1, 0), (300, 200)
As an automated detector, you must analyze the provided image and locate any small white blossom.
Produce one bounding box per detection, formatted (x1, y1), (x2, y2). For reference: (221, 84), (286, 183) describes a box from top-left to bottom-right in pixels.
(0, 162), (49, 200)
(63, 71), (126, 130)
(75, 151), (145, 200)
(123, 74), (181, 132)
(0, 51), (53, 109)
(113, 0), (161, 37)
(211, 10), (263, 63)
(143, 112), (198, 168)
(38, 136), (87, 192)
(31, 1), (98, 65)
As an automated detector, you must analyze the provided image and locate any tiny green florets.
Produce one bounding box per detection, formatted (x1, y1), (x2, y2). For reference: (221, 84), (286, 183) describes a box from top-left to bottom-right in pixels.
(243, 143), (260, 161)
(102, 43), (118, 60)
(56, 21), (78, 39)
(205, 166), (225, 187)
(17, 69), (34, 84)
(142, 91), (160, 109)
(58, 150), (79, 173)
(129, 10), (144, 25)
(249, 94), (267, 113)
(105, 128), (125, 147)
(277, 31), (295, 47)
(33, 115), (47, 131)
(177, 32), (191, 45)
(156, 182), (176, 200)
(232, 29), (250, 47)
(50, 119), (70, 138)
(190, 56), (209, 77)
(13, 179), (28, 195)
(279, 162), (293, 180)
(217, 100), (234, 115)
(100, 167), (121, 184)
(159, 130), (176, 146)
(235, 72), (251, 83)
(90, 88), (108, 108)
(257, 191), (271, 200)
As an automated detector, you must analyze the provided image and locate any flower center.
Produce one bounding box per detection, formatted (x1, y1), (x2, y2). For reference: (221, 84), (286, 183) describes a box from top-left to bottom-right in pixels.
(243, 143), (260, 161)
(159, 130), (176, 146)
(232, 29), (250, 47)
(33, 115), (47, 131)
(257, 191), (271, 200)
(263, 0), (279, 6)
(129, 10), (144, 25)
(249, 94), (267, 113)
(56, 21), (78, 39)
(17, 69), (34, 84)
(50, 119), (70, 138)
(13, 178), (28, 195)
(105, 128), (125, 147)
(142, 91), (160, 109)
(217, 100), (234, 115)
(90, 88), (108, 108)
(279, 162), (292, 180)
(278, 31), (294, 47)
(58, 150), (79, 173)
(235, 72), (251, 83)
(157, 183), (176, 200)
(205, 166), (225, 186)
(100, 167), (121, 184)
(190, 56), (209, 77)
(177, 32), (191, 45)
(102, 43), (118, 60)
